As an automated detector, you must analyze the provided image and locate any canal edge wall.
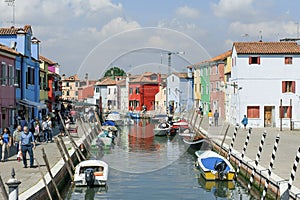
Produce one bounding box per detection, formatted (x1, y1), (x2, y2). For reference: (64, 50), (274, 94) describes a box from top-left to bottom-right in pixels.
(187, 113), (300, 199)
(18, 124), (96, 200)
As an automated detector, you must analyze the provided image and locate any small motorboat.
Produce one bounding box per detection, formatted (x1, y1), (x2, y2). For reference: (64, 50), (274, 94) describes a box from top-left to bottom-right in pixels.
(195, 150), (235, 181)
(153, 122), (171, 136)
(129, 112), (140, 119)
(106, 111), (124, 126)
(151, 114), (168, 123)
(182, 135), (212, 150)
(172, 119), (189, 132)
(74, 160), (109, 186)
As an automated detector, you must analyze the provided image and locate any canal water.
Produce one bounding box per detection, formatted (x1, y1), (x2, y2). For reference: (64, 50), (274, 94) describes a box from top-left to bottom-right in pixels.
(63, 119), (253, 200)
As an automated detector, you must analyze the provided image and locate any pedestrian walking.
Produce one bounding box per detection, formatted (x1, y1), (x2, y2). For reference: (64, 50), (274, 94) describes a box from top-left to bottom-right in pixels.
(0, 127), (12, 162)
(208, 110), (213, 126)
(33, 118), (41, 142)
(214, 109), (219, 126)
(13, 125), (22, 155)
(241, 115), (248, 129)
(47, 116), (53, 142)
(19, 126), (36, 168)
(42, 117), (49, 142)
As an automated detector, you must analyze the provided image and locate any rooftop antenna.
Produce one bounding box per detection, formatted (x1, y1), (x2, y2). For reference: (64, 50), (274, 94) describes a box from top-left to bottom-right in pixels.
(4, 0), (15, 26)
(259, 30), (262, 42)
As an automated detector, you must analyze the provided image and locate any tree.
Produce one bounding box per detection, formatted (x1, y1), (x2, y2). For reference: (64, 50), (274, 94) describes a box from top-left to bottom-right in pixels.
(103, 66), (126, 78)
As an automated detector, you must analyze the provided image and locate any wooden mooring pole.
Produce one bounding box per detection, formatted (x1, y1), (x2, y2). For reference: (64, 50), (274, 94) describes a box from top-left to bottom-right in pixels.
(58, 137), (75, 170)
(35, 158), (53, 200)
(0, 175), (8, 200)
(41, 148), (63, 200)
(54, 137), (73, 178)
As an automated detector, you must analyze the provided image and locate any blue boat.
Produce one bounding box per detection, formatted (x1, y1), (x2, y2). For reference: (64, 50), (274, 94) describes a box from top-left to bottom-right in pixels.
(129, 112), (140, 119)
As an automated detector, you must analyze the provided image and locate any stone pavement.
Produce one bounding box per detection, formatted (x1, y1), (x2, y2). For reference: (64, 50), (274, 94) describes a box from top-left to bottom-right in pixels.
(195, 115), (300, 196)
(0, 122), (88, 199)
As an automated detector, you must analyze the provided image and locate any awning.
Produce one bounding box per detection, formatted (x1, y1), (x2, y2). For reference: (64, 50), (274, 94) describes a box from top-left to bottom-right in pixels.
(17, 99), (47, 110)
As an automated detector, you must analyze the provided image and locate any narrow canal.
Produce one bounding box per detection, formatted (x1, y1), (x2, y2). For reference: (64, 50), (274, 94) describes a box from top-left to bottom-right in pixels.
(63, 119), (253, 200)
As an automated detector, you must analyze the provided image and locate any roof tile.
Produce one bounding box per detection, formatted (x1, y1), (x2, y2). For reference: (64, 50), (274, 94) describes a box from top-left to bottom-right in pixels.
(233, 42), (300, 54)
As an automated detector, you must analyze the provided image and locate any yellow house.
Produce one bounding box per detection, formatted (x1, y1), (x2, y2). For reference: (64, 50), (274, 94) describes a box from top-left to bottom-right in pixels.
(224, 55), (232, 122)
(39, 55), (50, 104)
(61, 74), (80, 101)
(193, 66), (201, 108)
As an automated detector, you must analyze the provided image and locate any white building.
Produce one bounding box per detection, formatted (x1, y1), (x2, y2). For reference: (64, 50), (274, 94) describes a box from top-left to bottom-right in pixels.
(231, 41), (300, 128)
(117, 77), (129, 111)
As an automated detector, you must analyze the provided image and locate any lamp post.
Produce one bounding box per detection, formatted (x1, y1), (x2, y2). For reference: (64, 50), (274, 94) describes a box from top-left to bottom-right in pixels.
(166, 51), (185, 113)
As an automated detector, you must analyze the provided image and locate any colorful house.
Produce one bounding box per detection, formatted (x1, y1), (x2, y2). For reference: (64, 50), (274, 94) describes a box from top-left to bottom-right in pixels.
(93, 77), (116, 111)
(0, 25), (45, 121)
(166, 67), (194, 113)
(128, 72), (161, 111)
(61, 74), (80, 101)
(0, 43), (19, 129)
(196, 62), (211, 115)
(231, 42), (300, 128)
(116, 77), (129, 111)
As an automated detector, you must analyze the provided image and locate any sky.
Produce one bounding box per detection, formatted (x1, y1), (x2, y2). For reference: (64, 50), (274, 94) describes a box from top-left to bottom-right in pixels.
(0, 0), (300, 79)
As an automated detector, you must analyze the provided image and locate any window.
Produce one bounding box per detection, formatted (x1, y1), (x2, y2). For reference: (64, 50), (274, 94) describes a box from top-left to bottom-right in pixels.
(282, 81), (295, 93)
(210, 83), (213, 92)
(9, 65), (14, 86)
(114, 88), (116, 94)
(27, 67), (35, 85)
(15, 69), (20, 87)
(249, 56), (260, 65)
(284, 57), (293, 64)
(194, 84), (197, 92)
(75, 82), (79, 87)
(66, 82), (69, 87)
(280, 106), (292, 118)
(136, 87), (140, 94)
(206, 85), (209, 94)
(66, 91), (70, 96)
(1, 62), (7, 85)
(75, 91), (78, 96)
(216, 81), (219, 91)
(172, 76), (174, 82)
(108, 88), (111, 94)
(96, 87), (99, 93)
(129, 88), (133, 94)
(216, 65), (218, 75)
(201, 85), (204, 94)
(247, 106), (260, 118)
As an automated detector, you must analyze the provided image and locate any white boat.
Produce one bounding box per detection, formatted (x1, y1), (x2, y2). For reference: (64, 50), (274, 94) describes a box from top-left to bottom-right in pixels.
(74, 160), (109, 186)
(106, 112), (123, 125)
(153, 122), (171, 136)
(195, 150), (235, 181)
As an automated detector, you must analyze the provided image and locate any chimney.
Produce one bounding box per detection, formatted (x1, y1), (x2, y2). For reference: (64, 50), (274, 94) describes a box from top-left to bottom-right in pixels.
(85, 73), (89, 85)
(187, 66), (193, 78)
(31, 37), (40, 60)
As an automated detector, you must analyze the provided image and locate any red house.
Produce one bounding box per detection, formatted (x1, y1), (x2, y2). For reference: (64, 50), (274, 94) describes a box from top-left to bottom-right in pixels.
(128, 72), (161, 111)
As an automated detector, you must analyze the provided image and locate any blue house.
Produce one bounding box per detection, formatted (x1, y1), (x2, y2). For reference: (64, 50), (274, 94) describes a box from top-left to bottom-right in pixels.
(167, 67), (194, 113)
(0, 25), (45, 122)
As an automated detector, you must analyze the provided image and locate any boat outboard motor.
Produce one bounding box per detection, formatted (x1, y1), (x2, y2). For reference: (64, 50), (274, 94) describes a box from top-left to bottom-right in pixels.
(214, 161), (227, 180)
(85, 168), (95, 187)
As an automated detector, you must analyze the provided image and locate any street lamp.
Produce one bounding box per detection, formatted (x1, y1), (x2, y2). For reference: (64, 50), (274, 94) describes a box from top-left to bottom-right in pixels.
(166, 51), (185, 114)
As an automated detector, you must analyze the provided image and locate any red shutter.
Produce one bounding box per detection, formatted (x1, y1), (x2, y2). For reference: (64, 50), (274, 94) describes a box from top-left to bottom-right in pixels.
(249, 57), (252, 64)
(292, 81), (296, 93)
(282, 81), (286, 93)
(279, 106), (284, 118)
(257, 57), (261, 64)
(284, 57), (288, 64)
(288, 106), (292, 118)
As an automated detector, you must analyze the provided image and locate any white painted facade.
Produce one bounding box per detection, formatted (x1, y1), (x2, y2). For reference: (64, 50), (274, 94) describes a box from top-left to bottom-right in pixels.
(231, 47), (300, 128)
(107, 85), (118, 109)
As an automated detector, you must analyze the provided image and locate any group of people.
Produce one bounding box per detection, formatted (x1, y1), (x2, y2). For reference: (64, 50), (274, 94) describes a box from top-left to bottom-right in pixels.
(0, 125), (36, 168)
(207, 109), (248, 129)
(0, 115), (54, 168)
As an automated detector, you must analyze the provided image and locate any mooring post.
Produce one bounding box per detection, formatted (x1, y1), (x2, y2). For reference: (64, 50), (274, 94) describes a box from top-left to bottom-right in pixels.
(261, 135), (280, 200)
(248, 131), (267, 192)
(236, 127), (252, 177)
(5, 168), (21, 200)
(197, 116), (204, 131)
(42, 147), (63, 200)
(219, 124), (230, 155)
(193, 112), (199, 131)
(54, 137), (73, 178)
(189, 108), (196, 125)
(0, 175), (8, 200)
(286, 146), (300, 196)
(58, 137), (75, 170)
(35, 159), (53, 200)
(227, 125), (238, 161)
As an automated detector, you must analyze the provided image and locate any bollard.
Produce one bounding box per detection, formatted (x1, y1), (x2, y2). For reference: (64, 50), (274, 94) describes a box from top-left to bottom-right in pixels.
(236, 127), (252, 177)
(287, 146), (300, 193)
(5, 168), (21, 200)
(227, 125), (238, 161)
(248, 131), (267, 192)
(261, 135), (280, 200)
(0, 175), (8, 200)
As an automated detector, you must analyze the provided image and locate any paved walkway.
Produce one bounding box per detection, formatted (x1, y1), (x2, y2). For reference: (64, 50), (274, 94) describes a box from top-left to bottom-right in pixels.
(195, 115), (300, 196)
(0, 122), (88, 199)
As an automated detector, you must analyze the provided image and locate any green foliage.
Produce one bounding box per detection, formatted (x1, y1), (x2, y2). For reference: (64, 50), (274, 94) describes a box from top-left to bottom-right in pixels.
(103, 66), (126, 78)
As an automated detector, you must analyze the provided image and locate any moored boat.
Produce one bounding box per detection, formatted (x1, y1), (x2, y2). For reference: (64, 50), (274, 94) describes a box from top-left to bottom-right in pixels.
(153, 122), (171, 136)
(195, 150), (235, 181)
(74, 160), (109, 186)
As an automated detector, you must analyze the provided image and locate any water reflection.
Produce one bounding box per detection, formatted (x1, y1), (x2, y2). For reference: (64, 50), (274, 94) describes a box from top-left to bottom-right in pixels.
(66, 186), (108, 200)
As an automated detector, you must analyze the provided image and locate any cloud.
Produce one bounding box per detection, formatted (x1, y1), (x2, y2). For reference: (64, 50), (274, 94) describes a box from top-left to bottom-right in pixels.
(211, 0), (259, 22)
(99, 17), (141, 38)
(175, 6), (199, 18)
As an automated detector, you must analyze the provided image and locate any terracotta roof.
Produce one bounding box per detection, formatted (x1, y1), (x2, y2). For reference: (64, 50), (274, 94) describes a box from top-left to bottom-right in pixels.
(0, 43), (20, 56)
(39, 55), (57, 65)
(129, 72), (160, 83)
(63, 74), (80, 81)
(233, 42), (300, 54)
(193, 50), (232, 66)
(116, 79), (126, 86)
(173, 72), (188, 79)
(0, 25), (32, 35)
(96, 77), (116, 86)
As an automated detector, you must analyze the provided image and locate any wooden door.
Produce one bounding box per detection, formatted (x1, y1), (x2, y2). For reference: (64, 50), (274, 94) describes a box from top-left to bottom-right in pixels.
(264, 106), (272, 127)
